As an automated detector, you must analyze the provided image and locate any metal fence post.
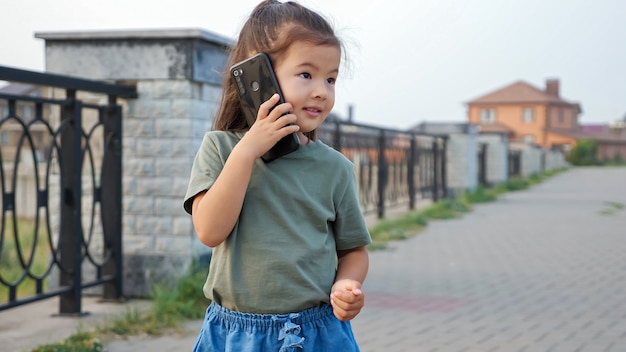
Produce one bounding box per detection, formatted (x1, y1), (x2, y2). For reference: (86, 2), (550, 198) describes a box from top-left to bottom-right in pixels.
(408, 135), (416, 210)
(441, 137), (448, 197)
(478, 142), (488, 187)
(101, 96), (123, 300)
(59, 89), (83, 315)
(432, 139), (440, 202)
(377, 130), (387, 218)
(333, 120), (342, 151)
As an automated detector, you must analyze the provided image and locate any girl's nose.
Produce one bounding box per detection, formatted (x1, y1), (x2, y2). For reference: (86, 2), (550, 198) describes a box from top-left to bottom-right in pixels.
(313, 81), (328, 100)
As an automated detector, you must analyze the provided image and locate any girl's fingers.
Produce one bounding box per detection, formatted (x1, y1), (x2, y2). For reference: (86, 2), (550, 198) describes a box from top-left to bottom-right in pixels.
(257, 93), (279, 119)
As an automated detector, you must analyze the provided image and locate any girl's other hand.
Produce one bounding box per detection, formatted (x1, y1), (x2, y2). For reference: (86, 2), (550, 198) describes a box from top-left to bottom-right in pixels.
(330, 279), (365, 321)
(237, 94), (300, 160)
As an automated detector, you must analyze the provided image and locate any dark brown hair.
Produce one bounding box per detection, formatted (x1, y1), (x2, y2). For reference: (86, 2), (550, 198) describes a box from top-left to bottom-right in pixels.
(213, 0), (342, 141)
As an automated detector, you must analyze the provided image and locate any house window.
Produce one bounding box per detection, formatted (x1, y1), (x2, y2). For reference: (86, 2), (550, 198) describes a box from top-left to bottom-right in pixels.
(522, 108), (534, 123)
(523, 135), (535, 144)
(0, 131), (9, 145)
(22, 105), (33, 121)
(480, 109), (496, 123)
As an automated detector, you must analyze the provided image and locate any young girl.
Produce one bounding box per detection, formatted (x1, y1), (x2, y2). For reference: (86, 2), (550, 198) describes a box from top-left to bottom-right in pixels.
(183, 1), (371, 350)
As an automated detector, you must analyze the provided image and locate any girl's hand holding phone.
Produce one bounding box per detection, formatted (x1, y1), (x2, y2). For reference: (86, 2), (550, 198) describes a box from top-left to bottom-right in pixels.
(237, 94), (300, 160)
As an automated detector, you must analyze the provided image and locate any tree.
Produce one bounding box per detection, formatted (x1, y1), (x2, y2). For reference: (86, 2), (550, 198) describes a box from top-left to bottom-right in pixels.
(567, 139), (598, 165)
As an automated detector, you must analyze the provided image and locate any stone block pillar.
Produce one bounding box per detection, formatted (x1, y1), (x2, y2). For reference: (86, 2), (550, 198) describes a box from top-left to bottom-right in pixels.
(477, 133), (509, 185)
(36, 28), (231, 296)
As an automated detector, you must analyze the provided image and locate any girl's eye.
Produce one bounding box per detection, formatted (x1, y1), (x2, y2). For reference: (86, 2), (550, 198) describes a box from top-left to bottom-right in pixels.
(299, 73), (311, 79)
(327, 77), (336, 85)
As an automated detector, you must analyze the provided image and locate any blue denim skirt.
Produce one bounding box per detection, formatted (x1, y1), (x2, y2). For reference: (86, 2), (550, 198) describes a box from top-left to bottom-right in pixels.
(192, 302), (360, 352)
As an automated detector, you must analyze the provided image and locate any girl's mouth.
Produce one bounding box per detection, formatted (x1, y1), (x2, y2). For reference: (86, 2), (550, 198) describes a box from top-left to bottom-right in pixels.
(304, 107), (322, 117)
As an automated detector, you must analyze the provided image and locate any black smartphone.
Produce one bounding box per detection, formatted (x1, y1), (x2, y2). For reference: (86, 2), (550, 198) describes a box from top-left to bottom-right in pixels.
(230, 52), (300, 162)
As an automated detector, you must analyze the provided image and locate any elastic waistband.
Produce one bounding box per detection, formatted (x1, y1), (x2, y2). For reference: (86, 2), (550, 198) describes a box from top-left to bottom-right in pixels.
(207, 302), (334, 330)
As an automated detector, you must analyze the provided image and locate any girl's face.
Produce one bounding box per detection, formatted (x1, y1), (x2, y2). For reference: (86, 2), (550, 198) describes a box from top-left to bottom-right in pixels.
(273, 41), (341, 136)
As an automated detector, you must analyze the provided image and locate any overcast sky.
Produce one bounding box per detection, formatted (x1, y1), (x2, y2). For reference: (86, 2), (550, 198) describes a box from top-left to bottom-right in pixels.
(1, 0), (625, 128)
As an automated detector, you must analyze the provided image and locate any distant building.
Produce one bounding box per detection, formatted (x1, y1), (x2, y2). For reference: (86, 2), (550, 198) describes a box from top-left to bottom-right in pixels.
(580, 124), (607, 134)
(577, 121), (626, 161)
(466, 79), (582, 152)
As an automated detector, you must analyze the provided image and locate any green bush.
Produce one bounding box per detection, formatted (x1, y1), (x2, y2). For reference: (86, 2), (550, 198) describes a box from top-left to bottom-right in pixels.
(567, 139), (598, 165)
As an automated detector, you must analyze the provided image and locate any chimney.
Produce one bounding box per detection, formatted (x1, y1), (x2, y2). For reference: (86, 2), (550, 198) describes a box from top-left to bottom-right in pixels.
(546, 79), (559, 97)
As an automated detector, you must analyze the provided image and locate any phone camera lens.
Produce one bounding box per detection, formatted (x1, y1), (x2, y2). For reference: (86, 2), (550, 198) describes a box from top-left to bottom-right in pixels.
(233, 68), (243, 77)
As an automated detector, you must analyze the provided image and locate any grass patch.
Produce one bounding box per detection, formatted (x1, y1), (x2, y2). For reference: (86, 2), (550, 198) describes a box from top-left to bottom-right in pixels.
(368, 197), (472, 250)
(605, 201), (625, 210)
(0, 218), (51, 302)
(463, 185), (499, 204)
(99, 307), (159, 337)
(421, 198), (472, 220)
(30, 263), (210, 352)
(151, 266), (208, 325)
(503, 178), (530, 191)
(599, 201), (625, 216)
(100, 263), (209, 337)
(31, 330), (104, 352)
(368, 212), (428, 249)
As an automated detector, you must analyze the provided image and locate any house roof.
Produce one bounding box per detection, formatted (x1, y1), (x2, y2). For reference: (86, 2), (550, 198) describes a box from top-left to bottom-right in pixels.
(580, 124), (608, 134)
(475, 123), (513, 134)
(0, 83), (38, 96)
(466, 80), (579, 107)
(548, 128), (626, 143)
(410, 122), (474, 135)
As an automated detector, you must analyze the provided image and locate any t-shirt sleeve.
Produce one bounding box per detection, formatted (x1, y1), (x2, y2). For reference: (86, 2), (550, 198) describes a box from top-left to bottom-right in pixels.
(183, 133), (226, 215)
(333, 163), (372, 250)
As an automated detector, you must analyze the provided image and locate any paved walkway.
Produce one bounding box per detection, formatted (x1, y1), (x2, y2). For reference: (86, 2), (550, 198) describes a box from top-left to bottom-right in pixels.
(353, 167), (626, 351)
(2, 167), (625, 352)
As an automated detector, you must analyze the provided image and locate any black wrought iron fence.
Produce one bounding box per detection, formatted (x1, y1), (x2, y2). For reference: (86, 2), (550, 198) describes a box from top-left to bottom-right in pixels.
(508, 150), (522, 178)
(0, 66), (135, 314)
(318, 119), (448, 218)
(478, 143), (488, 187)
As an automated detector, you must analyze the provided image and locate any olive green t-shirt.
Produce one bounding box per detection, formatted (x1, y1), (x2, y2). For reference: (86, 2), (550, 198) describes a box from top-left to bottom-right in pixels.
(184, 131), (371, 314)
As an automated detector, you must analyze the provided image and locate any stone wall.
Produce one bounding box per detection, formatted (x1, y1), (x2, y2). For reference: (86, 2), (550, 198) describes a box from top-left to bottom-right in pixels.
(416, 122), (478, 195)
(37, 28), (231, 296)
(510, 142), (567, 177)
(544, 149), (568, 170)
(510, 143), (538, 177)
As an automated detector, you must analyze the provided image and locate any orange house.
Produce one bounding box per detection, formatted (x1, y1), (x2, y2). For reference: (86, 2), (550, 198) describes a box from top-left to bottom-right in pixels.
(466, 79), (582, 151)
